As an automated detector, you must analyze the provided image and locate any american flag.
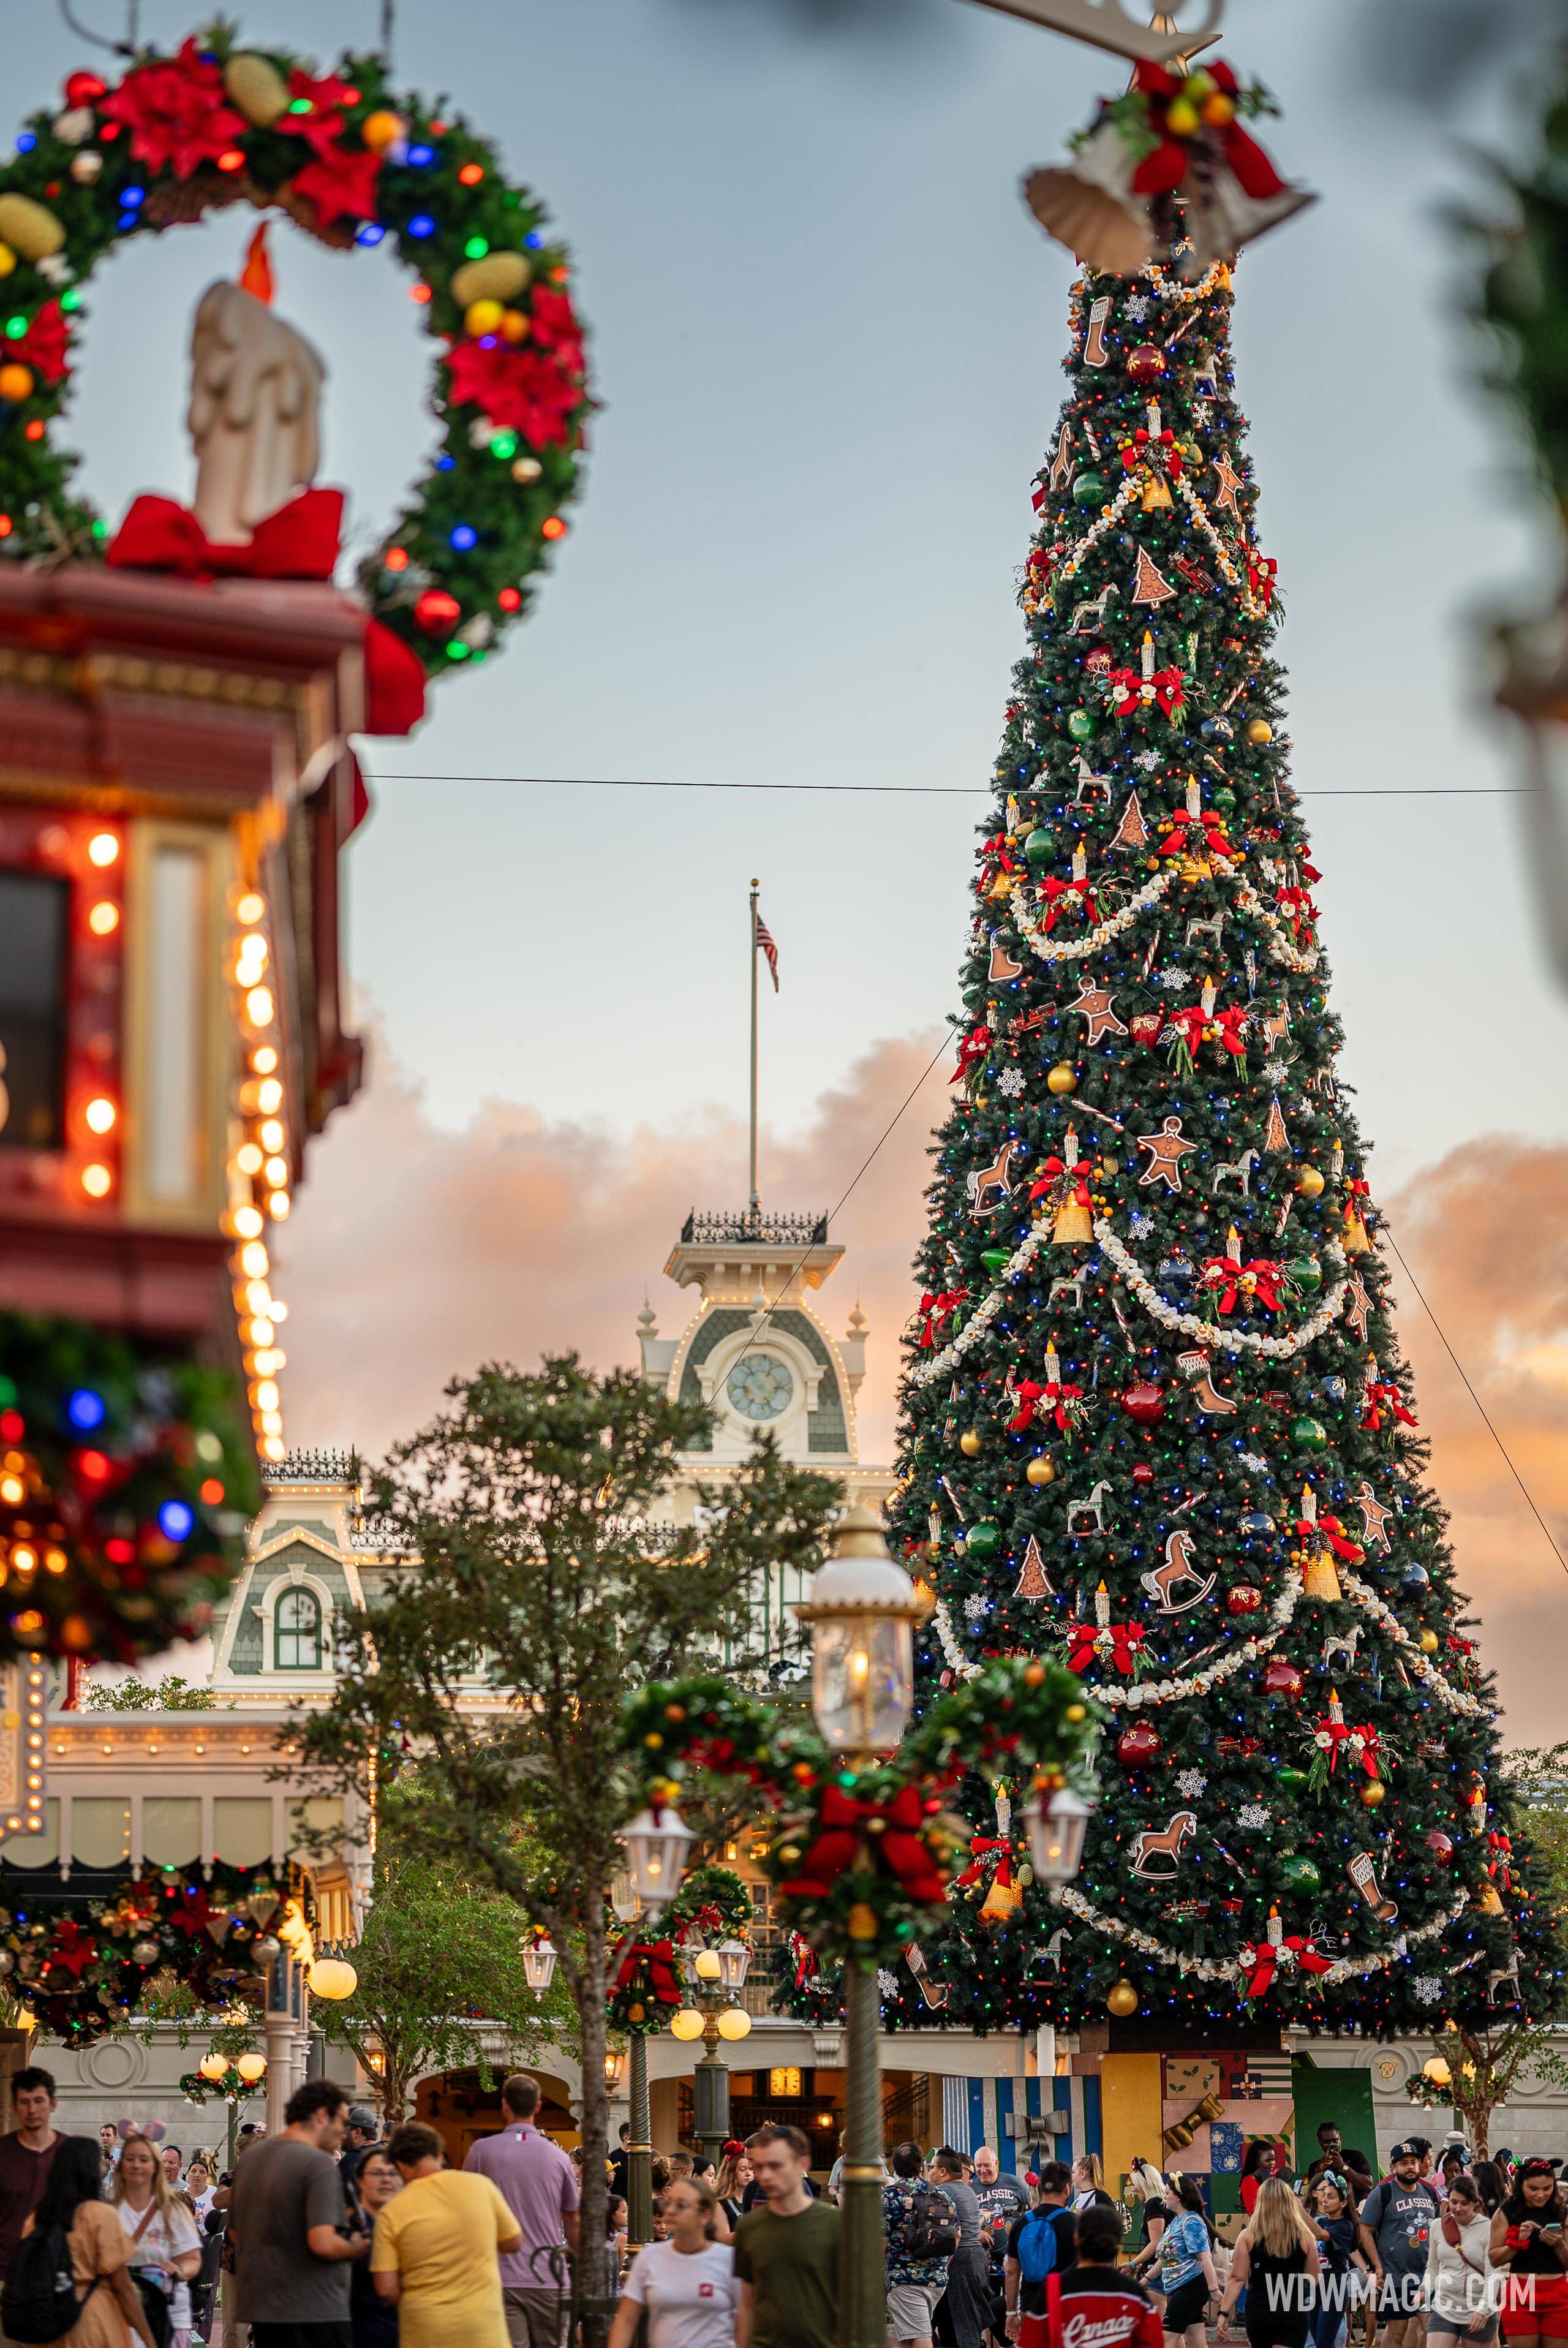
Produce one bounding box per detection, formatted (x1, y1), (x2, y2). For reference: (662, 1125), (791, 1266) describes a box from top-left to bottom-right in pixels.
(754, 908), (780, 991)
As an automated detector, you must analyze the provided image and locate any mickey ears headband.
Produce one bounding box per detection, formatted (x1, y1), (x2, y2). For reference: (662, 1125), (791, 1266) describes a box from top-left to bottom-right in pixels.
(1521, 2158), (1561, 2178)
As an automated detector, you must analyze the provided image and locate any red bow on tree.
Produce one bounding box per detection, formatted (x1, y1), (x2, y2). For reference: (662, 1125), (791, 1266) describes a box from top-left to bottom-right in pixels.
(1108, 663), (1186, 721)
(1361, 1382), (1417, 1432)
(108, 487), (345, 582)
(1008, 1372), (1085, 1434)
(1028, 1155), (1091, 1215)
(1039, 874), (1099, 932)
(1065, 1620), (1145, 1677)
(1201, 1255), (1283, 1315)
(919, 1289), (968, 1347)
(1211, 1005), (1248, 1060)
(1488, 1832), (1517, 1892)
(45, 1919), (99, 1980)
(611, 1938), (683, 2006)
(4, 300), (71, 387)
(1276, 884), (1317, 940)
(1246, 549), (1280, 608)
(1129, 61), (1291, 208)
(1447, 1635), (1477, 1670)
(1122, 427), (1183, 483)
(1164, 1003), (1209, 1074)
(782, 1784), (948, 1906)
(1242, 1933), (1336, 2000)
(1158, 807), (1236, 864)
(1317, 1718), (1379, 1778)
(951, 1024), (991, 1085)
(1295, 1512), (1365, 1565)
(955, 1837), (1013, 1892)
(982, 831), (1020, 876)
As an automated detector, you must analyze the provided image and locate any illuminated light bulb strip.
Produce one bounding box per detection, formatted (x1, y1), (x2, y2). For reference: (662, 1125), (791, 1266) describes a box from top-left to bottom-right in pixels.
(930, 1572), (1300, 1706)
(1049, 1882), (1468, 1989)
(4, 1657), (48, 1836)
(1093, 1221), (1346, 1359)
(1007, 857), (1320, 975)
(225, 886), (292, 1465)
(1340, 1571), (1486, 1718)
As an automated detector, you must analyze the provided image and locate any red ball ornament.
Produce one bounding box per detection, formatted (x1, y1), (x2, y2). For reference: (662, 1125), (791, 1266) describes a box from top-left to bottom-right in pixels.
(1263, 1659), (1304, 1699)
(1121, 1381), (1166, 1425)
(65, 71), (108, 106)
(1131, 1461), (1155, 1487)
(1127, 344), (1167, 385)
(1226, 1584), (1263, 1617)
(1425, 1830), (1455, 1867)
(414, 588), (462, 632)
(1117, 1723), (1161, 1766)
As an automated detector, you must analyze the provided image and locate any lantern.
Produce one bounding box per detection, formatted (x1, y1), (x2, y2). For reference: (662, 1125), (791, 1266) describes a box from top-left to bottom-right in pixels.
(794, 1504), (929, 1758)
(235, 2052), (267, 2085)
(522, 1937), (558, 1997)
(1023, 1783), (1093, 1882)
(715, 1939), (752, 1993)
(617, 1805), (695, 1919)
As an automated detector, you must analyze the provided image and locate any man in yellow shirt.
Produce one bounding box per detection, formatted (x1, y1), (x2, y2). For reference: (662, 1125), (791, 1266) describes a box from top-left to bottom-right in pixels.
(372, 2122), (523, 2348)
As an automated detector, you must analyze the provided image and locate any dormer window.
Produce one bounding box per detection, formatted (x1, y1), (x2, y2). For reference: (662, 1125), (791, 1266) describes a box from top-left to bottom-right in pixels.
(276, 1587), (322, 1670)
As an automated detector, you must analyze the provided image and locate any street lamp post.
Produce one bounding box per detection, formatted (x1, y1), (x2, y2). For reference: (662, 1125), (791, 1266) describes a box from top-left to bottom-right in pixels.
(794, 1504), (930, 2348)
(616, 1802), (695, 2256)
(669, 1942), (753, 2165)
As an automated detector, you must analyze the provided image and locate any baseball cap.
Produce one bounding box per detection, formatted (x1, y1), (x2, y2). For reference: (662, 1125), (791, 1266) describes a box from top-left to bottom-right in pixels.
(1389, 2140), (1423, 2162)
(347, 2105), (377, 2132)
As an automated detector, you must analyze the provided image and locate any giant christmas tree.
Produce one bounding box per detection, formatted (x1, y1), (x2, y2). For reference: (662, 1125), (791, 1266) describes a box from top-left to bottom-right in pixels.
(886, 86), (1562, 2039)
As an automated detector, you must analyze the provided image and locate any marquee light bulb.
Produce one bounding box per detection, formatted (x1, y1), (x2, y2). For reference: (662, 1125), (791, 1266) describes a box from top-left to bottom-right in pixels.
(260, 1410), (283, 1436)
(236, 893), (265, 924)
(81, 1163), (111, 1198)
(259, 1120), (285, 1152)
(263, 1157), (287, 1186)
(84, 1097), (116, 1134)
(88, 900), (119, 935)
(248, 1318), (274, 1346)
(87, 831), (119, 867)
(267, 1191), (290, 1220)
(239, 1240), (270, 1278)
(251, 1046), (278, 1075)
(257, 1079), (283, 1113)
(255, 1381), (280, 1413)
(244, 1282), (272, 1316)
(263, 1436), (285, 1461)
(233, 1207), (263, 1239)
(245, 987), (274, 1027)
(237, 1144), (263, 1174)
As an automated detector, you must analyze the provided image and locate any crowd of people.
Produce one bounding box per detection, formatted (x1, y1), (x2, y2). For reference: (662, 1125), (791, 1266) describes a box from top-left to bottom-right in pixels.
(0, 2066), (1564, 2348)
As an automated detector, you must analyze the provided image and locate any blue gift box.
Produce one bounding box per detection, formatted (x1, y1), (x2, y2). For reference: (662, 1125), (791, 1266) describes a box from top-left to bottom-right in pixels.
(1210, 2123), (1244, 2173)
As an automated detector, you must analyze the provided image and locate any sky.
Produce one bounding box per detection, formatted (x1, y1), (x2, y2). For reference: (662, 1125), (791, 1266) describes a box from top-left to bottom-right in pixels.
(26, 0), (1568, 1737)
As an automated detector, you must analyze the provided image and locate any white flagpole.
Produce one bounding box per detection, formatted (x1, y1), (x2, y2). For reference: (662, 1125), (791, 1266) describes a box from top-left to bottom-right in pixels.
(748, 877), (760, 1218)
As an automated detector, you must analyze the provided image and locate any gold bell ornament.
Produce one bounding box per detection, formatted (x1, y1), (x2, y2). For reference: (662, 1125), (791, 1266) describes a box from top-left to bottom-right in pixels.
(1297, 1484), (1342, 1602)
(1052, 1128), (1095, 1246)
(1476, 1883), (1506, 1918)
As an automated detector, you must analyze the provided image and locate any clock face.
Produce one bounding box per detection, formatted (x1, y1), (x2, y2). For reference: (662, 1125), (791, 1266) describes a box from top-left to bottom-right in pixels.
(726, 1353), (794, 1422)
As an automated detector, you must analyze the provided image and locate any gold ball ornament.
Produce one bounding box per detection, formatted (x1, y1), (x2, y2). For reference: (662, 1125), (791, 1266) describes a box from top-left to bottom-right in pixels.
(1360, 1780), (1387, 1808)
(1247, 719), (1273, 746)
(464, 297), (507, 337)
(1296, 1166), (1326, 1199)
(0, 364), (32, 403)
(1046, 1063), (1078, 1096)
(960, 1430), (982, 1458)
(0, 244), (16, 280)
(1106, 1978), (1139, 2016)
(1025, 1456), (1055, 1487)
(223, 52), (290, 126)
(360, 108), (408, 154)
(0, 195), (64, 262)
(499, 307), (530, 344)
(451, 251), (533, 308)
(1418, 1629), (1440, 1654)
(1065, 1702), (1087, 1723)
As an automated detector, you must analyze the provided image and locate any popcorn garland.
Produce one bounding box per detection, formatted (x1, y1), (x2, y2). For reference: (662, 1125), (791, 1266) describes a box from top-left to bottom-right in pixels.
(1008, 851), (1322, 976)
(1231, 875), (1322, 975)
(1341, 1569), (1487, 1719)
(1050, 474), (1142, 593)
(1169, 467), (1268, 622)
(1049, 1881), (1469, 1991)
(1095, 1221), (1346, 1359)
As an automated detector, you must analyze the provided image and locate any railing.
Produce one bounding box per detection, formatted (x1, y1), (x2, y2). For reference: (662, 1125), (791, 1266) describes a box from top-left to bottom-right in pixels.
(678, 1209), (830, 1246)
(262, 1448), (359, 1485)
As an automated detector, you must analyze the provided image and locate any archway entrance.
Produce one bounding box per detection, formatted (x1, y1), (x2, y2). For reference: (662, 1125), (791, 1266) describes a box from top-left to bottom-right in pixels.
(413, 2067), (579, 2167)
(666, 2066), (930, 2173)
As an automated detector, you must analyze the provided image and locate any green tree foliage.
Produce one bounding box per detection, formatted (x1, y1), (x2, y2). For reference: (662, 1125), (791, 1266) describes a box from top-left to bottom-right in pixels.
(887, 259), (1565, 2037)
(295, 1356), (839, 2322)
(81, 1677), (222, 1712)
(1406, 2017), (1568, 2159)
(308, 1781), (576, 2124)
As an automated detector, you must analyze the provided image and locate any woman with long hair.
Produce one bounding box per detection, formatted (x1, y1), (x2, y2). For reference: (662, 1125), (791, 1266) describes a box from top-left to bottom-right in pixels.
(17, 2133), (158, 2347)
(1303, 2172), (1370, 2348)
(1241, 2145), (1280, 2221)
(714, 2148), (752, 2228)
(607, 2177), (737, 2348)
(1072, 2155), (1116, 2213)
(1216, 2178), (1321, 2348)
(1140, 2176), (1219, 2348)
(1490, 2157), (1568, 2348)
(1425, 2173), (1495, 2348)
(1126, 2161), (1169, 2263)
(109, 2135), (200, 2348)
(1472, 2165), (1507, 2221)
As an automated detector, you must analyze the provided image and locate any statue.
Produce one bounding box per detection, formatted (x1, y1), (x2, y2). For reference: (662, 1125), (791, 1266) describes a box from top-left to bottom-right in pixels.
(187, 227), (325, 545)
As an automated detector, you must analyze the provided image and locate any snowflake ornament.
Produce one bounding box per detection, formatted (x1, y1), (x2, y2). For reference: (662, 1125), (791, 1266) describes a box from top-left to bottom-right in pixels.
(964, 1592), (992, 1621)
(1238, 1803), (1270, 1830)
(997, 1066), (1027, 1098)
(1414, 1976), (1443, 2004)
(1136, 750), (1163, 772)
(1157, 967), (1193, 991)
(1262, 1059), (1290, 1083)
(1176, 1769), (1209, 1798)
(877, 1968), (900, 1998)
(1125, 293), (1150, 322)
(1129, 1211), (1156, 1238)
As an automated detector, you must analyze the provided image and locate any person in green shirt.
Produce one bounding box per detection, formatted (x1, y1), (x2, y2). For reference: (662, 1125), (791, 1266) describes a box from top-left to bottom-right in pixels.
(733, 2125), (840, 2348)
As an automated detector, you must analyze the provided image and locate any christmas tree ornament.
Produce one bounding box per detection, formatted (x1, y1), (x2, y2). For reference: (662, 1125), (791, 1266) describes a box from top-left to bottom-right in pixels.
(1025, 1457), (1057, 1488)
(1292, 1416), (1329, 1452)
(1278, 1854), (1321, 1893)
(1072, 470), (1107, 507)
(1425, 1830), (1455, 1867)
(1264, 1660), (1304, 1699)
(1121, 1381), (1166, 1424)
(1131, 545), (1177, 607)
(1128, 1808), (1199, 1877)
(960, 1430), (982, 1458)
(1047, 1062), (1079, 1094)
(1418, 1628), (1440, 1654)
(1012, 1536), (1055, 1596)
(1297, 1166), (1325, 1198)
(1117, 1722), (1161, 1765)
(1024, 827), (1057, 866)
(1106, 1977), (1139, 2016)
(967, 1522), (1002, 1561)
(1140, 1528), (1216, 1614)
(1360, 1780), (1387, 1808)
(1348, 1851), (1398, 1922)
(1134, 1115), (1196, 1190)
(1068, 708), (1099, 742)
(1227, 1584), (1262, 1615)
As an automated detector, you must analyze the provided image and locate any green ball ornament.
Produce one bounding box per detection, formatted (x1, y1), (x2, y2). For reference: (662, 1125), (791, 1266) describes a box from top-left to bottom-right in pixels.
(1066, 709), (1098, 744)
(1286, 1255), (1323, 1292)
(1023, 828), (1057, 867)
(966, 1522), (1002, 1561)
(1292, 1416), (1329, 1452)
(981, 1248), (1011, 1274)
(1278, 1854), (1322, 1894)
(1071, 471), (1107, 507)
(1276, 1767), (1309, 1794)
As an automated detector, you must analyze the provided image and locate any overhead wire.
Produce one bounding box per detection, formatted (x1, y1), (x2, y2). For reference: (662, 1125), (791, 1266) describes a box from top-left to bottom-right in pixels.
(366, 771), (1529, 799)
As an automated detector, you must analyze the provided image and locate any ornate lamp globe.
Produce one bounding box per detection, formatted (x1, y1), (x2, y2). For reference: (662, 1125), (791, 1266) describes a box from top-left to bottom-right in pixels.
(307, 1956), (358, 2000)
(235, 2053), (267, 2085)
(793, 1504), (929, 1758)
(603, 2049), (627, 2089)
(617, 1805), (695, 1919)
(715, 1939), (751, 1993)
(717, 2007), (752, 2042)
(1023, 1783), (1093, 1882)
(522, 1938), (559, 1997)
(198, 2053), (229, 2082)
(669, 2008), (706, 2042)
(691, 1948), (723, 1987)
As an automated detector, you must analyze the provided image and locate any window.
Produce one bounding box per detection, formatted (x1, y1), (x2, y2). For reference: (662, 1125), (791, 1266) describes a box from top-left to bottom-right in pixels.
(276, 1587), (322, 1670)
(0, 870), (68, 1150)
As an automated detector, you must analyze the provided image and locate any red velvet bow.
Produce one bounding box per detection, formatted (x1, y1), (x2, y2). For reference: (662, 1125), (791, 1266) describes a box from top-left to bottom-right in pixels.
(1129, 60), (1291, 207)
(982, 831), (1020, 877)
(1123, 428), (1183, 483)
(1009, 1376), (1084, 1433)
(46, 1919), (98, 1980)
(782, 1783), (947, 1906)
(108, 486), (345, 581)
(1065, 1620), (1145, 1677)
(1447, 1636), (1477, 1664)
(951, 1023), (992, 1084)
(1039, 875), (1099, 932)
(1165, 1004), (1209, 1071)
(1109, 664), (1186, 722)
(1028, 1155), (1091, 1212)
(1246, 550), (1280, 608)
(1158, 807), (1235, 863)
(1202, 1256), (1282, 1315)
(1295, 1514), (1364, 1565)
(1276, 885), (1317, 939)
(1243, 1934), (1335, 2000)
(1210, 1005), (1248, 1060)
(919, 1289), (968, 1348)
(1361, 1381), (1417, 1432)
(956, 1836), (1013, 1892)
(612, 1937), (682, 2006)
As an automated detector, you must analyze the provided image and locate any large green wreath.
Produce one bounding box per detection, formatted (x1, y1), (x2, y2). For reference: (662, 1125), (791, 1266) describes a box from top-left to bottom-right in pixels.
(0, 29), (588, 685)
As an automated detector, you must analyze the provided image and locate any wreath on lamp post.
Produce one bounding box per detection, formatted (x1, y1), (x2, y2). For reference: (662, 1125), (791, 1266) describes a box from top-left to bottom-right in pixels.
(0, 28), (589, 694)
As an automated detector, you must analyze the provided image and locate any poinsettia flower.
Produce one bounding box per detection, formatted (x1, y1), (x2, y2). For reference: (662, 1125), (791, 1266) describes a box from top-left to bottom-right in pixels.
(293, 143), (383, 228)
(285, 64), (358, 164)
(100, 39), (247, 179)
(6, 300), (72, 386)
(527, 284), (586, 380)
(443, 338), (582, 446)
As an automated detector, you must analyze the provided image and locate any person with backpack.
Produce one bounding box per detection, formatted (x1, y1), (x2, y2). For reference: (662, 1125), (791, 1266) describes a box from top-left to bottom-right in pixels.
(1004, 2167), (1077, 2343)
(931, 2151), (990, 2348)
(2, 2133), (157, 2348)
(1027, 2203), (1165, 2348)
(884, 2144), (959, 2348)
